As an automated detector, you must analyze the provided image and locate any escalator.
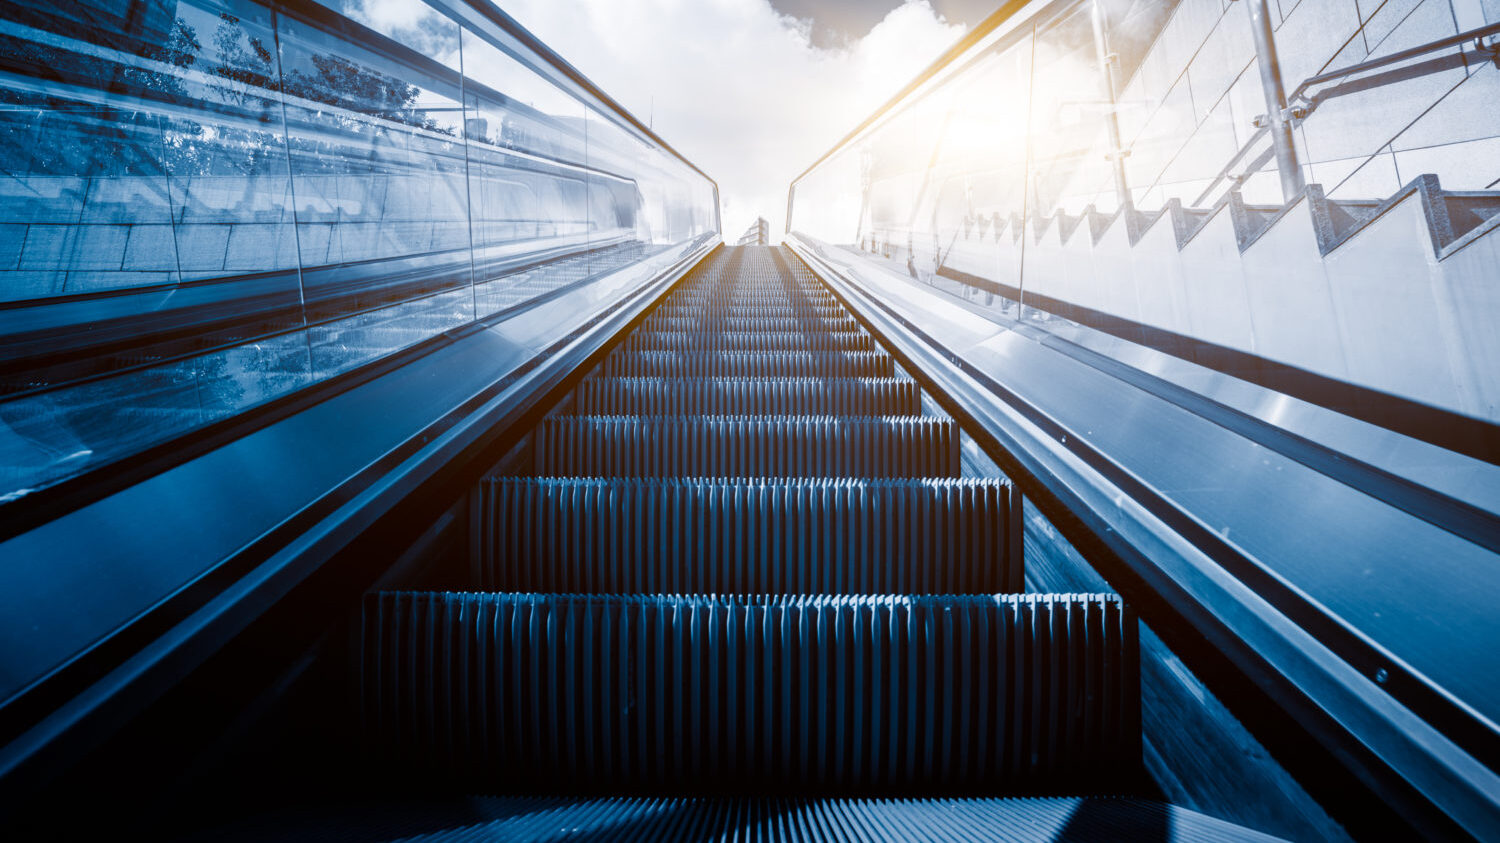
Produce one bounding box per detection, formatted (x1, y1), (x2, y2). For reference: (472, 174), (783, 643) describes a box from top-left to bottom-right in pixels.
(3, 0), (1497, 834)
(149, 245), (1279, 840)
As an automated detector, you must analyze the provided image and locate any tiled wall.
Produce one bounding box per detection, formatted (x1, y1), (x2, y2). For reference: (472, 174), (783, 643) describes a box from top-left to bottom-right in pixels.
(1115, 0), (1500, 210)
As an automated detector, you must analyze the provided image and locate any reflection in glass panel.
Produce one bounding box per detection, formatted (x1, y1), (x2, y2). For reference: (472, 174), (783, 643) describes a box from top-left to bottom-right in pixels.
(788, 0), (1500, 429)
(460, 27), (598, 316)
(1027, 4), (1118, 220)
(913, 43), (1032, 314)
(0, 0), (719, 503)
(787, 25), (1034, 318)
(0, 0), (314, 495)
(275, 5), (474, 378)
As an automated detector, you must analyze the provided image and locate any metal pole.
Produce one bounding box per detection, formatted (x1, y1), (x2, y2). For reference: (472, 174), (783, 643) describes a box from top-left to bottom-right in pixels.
(1090, 0), (1131, 209)
(1245, 0), (1305, 202)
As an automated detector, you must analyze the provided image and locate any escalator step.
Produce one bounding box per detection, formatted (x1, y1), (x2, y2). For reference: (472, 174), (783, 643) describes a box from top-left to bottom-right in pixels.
(600, 350), (895, 378)
(364, 592), (1140, 790)
(669, 286), (831, 298)
(620, 331), (876, 353)
(203, 795), (1282, 841)
(534, 416), (958, 478)
(571, 377), (921, 417)
(654, 302), (842, 317)
(474, 478), (1022, 593)
(641, 314), (861, 333)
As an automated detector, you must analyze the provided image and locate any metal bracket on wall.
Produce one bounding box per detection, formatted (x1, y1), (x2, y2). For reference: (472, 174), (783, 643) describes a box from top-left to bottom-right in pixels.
(1476, 35), (1500, 68)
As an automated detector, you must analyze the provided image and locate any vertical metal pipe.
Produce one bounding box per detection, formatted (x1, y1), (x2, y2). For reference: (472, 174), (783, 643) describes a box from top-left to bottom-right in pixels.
(1090, 0), (1131, 209)
(1245, 0), (1306, 202)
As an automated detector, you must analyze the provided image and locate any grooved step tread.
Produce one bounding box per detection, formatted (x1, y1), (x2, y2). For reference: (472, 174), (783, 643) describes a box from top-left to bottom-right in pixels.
(534, 416), (958, 478)
(621, 332), (876, 353)
(570, 377), (921, 417)
(357, 245), (1146, 815)
(364, 592), (1140, 790)
(475, 478), (1022, 594)
(192, 795), (1283, 842)
(600, 350), (896, 379)
(642, 314), (862, 333)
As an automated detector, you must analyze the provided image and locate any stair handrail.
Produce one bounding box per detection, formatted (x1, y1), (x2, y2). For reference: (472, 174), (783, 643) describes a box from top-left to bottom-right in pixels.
(1189, 21), (1500, 209)
(1285, 20), (1500, 112)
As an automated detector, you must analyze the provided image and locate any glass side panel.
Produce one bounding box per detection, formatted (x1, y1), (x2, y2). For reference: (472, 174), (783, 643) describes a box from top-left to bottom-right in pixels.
(276, 7), (474, 379)
(788, 24), (1034, 318)
(784, 0), (1500, 769)
(790, 0), (1500, 310)
(0, 0), (718, 503)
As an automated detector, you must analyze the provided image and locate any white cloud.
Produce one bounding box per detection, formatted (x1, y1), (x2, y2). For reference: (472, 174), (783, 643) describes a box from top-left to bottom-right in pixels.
(492, 0), (966, 242)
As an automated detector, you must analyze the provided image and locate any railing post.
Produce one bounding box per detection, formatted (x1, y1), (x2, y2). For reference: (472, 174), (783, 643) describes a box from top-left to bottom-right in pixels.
(1090, 0), (1131, 210)
(1245, 0), (1305, 202)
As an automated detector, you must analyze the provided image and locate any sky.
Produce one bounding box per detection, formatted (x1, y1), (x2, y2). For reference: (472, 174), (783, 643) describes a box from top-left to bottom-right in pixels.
(483, 0), (992, 243)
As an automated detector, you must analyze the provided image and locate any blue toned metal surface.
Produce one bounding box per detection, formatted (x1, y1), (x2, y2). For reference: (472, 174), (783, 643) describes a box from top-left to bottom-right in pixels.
(599, 351), (896, 378)
(620, 330), (878, 352)
(0, 325), (526, 703)
(534, 416), (959, 478)
(344, 245), (1143, 823)
(0, 0), (721, 788)
(786, 234), (1500, 836)
(183, 795), (1286, 842)
(475, 478), (1020, 594)
(0, 234), (715, 793)
(572, 377), (921, 416)
(364, 590), (1137, 789)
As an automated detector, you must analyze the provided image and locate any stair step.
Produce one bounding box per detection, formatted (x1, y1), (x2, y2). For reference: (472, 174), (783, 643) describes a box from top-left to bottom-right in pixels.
(620, 331), (876, 353)
(200, 795), (1283, 841)
(641, 314), (862, 333)
(534, 416), (958, 478)
(363, 592), (1139, 790)
(571, 376), (921, 417)
(654, 303), (842, 318)
(1443, 192), (1500, 243)
(474, 478), (1021, 593)
(668, 290), (833, 301)
(600, 350), (895, 378)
